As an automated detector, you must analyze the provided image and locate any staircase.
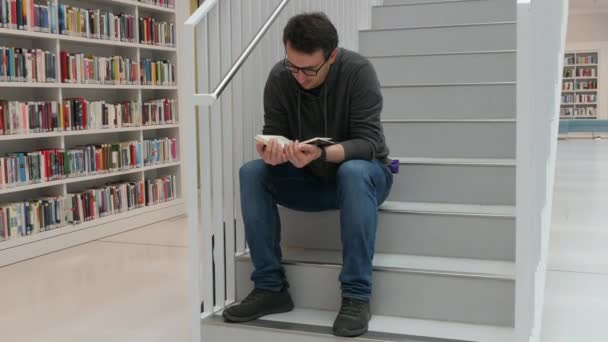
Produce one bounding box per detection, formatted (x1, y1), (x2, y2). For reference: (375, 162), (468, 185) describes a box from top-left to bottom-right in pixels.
(199, 0), (518, 341)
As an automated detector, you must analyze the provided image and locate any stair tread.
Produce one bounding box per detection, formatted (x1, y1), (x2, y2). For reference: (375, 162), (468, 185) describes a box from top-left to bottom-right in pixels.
(240, 248), (515, 279)
(380, 201), (516, 217)
(390, 156), (516, 166)
(209, 307), (514, 342)
(361, 21), (515, 33)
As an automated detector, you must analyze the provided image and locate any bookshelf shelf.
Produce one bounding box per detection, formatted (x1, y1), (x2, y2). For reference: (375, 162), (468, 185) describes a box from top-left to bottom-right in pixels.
(0, 124), (179, 141)
(561, 51), (599, 119)
(0, 198), (183, 252)
(0, 28), (176, 52)
(0, 0), (185, 265)
(0, 161), (181, 196)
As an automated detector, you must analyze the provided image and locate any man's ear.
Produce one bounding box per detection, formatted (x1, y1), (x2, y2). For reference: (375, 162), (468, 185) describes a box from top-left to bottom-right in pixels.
(328, 48), (338, 64)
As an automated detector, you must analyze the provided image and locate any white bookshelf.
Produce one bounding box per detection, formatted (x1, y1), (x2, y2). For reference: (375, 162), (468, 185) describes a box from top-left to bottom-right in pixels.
(0, 0), (187, 266)
(561, 51), (599, 120)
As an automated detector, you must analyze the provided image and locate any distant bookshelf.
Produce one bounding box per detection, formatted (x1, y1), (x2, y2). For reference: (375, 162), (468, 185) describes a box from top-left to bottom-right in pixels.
(0, 0), (185, 266)
(561, 51), (599, 120)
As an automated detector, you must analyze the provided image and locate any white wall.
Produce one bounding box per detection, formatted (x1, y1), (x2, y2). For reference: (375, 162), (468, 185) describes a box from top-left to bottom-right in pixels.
(566, 14), (608, 118)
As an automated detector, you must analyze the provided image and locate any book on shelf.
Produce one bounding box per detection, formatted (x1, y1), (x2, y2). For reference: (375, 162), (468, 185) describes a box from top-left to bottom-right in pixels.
(145, 174), (176, 206)
(576, 55), (597, 65)
(139, 17), (175, 47)
(138, 0), (175, 9)
(0, 140), (144, 188)
(143, 137), (178, 166)
(0, 100), (59, 135)
(0, 0), (58, 33)
(0, 46), (56, 82)
(140, 58), (175, 86)
(142, 98), (176, 125)
(0, 195), (66, 240)
(0, 175), (178, 242)
(63, 98), (141, 130)
(60, 51), (139, 85)
(58, 5), (135, 43)
(576, 68), (597, 78)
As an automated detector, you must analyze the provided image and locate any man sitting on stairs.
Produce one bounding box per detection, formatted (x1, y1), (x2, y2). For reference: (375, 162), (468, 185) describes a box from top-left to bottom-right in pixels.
(222, 12), (394, 338)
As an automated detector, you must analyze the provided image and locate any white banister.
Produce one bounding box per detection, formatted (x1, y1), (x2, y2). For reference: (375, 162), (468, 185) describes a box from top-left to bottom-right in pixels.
(516, 0), (568, 341)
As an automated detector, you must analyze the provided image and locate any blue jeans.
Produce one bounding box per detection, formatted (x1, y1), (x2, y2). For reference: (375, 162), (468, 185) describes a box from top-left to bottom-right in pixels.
(239, 159), (393, 301)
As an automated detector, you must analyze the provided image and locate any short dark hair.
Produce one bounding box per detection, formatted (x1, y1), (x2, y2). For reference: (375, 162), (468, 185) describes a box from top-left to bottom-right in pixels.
(283, 12), (339, 58)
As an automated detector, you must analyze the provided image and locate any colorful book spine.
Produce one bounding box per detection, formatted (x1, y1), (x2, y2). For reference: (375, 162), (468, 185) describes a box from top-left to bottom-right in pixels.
(0, 46), (56, 83)
(139, 17), (175, 47)
(142, 98), (176, 125)
(139, 58), (174, 86)
(142, 137), (178, 166)
(60, 51), (139, 85)
(144, 174), (176, 206)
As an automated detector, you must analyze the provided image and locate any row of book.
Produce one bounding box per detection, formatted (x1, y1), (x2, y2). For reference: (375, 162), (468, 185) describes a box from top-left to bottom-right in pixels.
(59, 52), (175, 85)
(0, 138), (177, 188)
(0, 98), (177, 135)
(0, 47), (56, 82)
(576, 56), (598, 65)
(143, 137), (178, 166)
(138, 0), (175, 8)
(0, 0), (59, 33)
(562, 94), (597, 104)
(577, 68), (597, 77)
(562, 80), (598, 91)
(139, 17), (175, 47)
(0, 141), (141, 187)
(60, 52), (139, 84)
(0, 175), (177, 241)
(140, 58), (175, 86)
(59, 5), (136, 43)
(561, 107), (597, 117)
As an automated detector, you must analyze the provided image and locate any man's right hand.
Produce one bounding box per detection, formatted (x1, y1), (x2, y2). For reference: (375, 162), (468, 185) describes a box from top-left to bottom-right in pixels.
(257, 139), (288, 166)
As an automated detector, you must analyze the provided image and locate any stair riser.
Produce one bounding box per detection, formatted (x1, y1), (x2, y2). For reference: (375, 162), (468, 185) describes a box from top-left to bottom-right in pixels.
(384, 122), (516, 158)
(388, 164), (515, 204)
(360, 24), (515, 57)
(279, 208), (515, 260)
(383, 0), (475, 5)
(371, 53), (515, 86)
(382, 84), (515, 120)
(372, 0), (515, 30)
(235, 260), (515, 326)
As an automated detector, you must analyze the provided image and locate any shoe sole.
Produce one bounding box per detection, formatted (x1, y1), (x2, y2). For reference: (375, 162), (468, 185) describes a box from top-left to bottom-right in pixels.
(333, 326), (369, 338)
(222, 302), (295, 323)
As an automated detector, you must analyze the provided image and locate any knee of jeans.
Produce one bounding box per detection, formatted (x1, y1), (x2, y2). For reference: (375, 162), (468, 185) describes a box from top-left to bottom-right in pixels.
(239, 159), (267, 183)
(337, 160), (372, 184)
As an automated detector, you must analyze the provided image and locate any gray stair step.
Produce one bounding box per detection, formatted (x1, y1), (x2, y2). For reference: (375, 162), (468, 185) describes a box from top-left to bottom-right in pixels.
(372, 0), (515, 30)
(382, 0), (478, 5)
(382, 84), (515, 120)
(371, 52), (515, 86)
(387, 158), (515, 204)
(235, 249), (515, 326)
(280, 201), (515, 260)
(360, 24), (515, 57)
(383, 121), (516, 158)
(203, 307), (514, 342)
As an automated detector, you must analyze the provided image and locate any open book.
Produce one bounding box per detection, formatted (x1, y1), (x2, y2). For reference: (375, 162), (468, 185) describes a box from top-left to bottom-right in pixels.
(254, 135), (335, 147)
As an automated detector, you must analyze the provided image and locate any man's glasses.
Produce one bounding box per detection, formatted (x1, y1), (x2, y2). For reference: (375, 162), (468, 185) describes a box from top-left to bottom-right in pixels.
(283, 55), (330, 76)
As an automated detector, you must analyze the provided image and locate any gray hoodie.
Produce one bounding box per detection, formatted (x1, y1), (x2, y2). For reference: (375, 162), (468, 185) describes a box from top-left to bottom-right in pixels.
(262, 48), (390, 180)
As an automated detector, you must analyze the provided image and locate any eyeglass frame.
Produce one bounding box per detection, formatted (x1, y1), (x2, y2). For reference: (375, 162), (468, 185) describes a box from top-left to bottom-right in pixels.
(283, 52), (331, 76)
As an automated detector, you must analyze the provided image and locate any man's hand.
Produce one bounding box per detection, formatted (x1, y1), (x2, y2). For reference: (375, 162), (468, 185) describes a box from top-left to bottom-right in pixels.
(286, 141), (322, 168)
(257, 139), (288, 166)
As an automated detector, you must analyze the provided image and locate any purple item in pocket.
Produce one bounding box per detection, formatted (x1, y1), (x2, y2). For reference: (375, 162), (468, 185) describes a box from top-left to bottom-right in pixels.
(388, 159), (399, 174)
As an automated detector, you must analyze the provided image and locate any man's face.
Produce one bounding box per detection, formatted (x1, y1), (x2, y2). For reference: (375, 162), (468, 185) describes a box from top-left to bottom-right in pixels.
(285, 41), (337, 90)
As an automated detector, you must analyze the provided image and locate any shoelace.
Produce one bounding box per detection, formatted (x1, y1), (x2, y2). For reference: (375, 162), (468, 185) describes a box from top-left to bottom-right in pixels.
(339, 298), (365, 317)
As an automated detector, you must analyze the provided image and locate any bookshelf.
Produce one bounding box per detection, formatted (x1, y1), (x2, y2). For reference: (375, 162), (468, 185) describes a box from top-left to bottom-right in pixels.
(561, 51), (599, 120)
(0, 0), (186, 267)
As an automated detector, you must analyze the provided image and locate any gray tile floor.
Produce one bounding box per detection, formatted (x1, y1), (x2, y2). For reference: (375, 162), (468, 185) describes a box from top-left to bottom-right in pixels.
(0, 140), (605, 341)
(541, 140), (608, 342)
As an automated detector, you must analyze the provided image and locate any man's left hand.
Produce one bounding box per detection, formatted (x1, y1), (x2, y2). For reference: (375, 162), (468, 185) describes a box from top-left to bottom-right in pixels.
(286, 141), (322, 168)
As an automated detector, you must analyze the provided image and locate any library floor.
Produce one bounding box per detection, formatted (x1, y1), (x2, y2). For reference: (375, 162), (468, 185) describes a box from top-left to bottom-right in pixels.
(0, 140), (607, 342)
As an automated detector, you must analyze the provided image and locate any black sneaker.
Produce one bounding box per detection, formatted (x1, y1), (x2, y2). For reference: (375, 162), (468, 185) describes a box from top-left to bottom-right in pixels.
(222, 288), (294, 323)
(332, 297), (371, 337)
